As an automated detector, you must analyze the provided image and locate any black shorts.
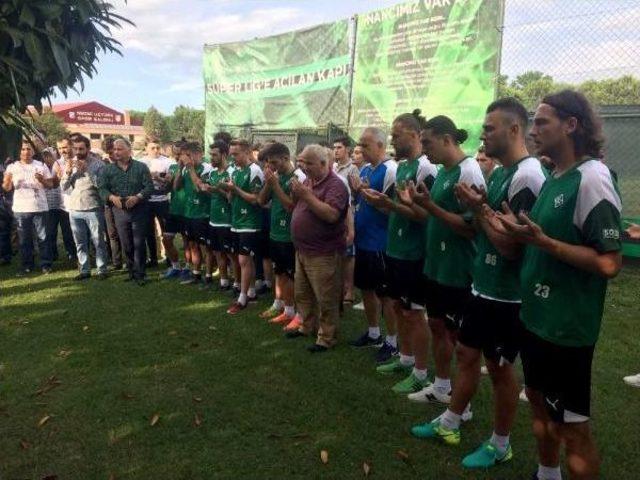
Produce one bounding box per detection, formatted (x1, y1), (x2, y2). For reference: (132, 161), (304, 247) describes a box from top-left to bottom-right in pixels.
(458, 294), (521, 363)
(185, 218), (209, 244)
(233, 231), (261, 257)
(260, 229), (271, 259)
(270, 240), (295, 279)
(520, 324), (595, 423)
(422, 278), (472, 330)
(354, 249), (386, 295)
(208, 225), (232, 253)
(164, 214), (183, 235)
(148, 201), (170, 232)
(382, 255), (423, 310)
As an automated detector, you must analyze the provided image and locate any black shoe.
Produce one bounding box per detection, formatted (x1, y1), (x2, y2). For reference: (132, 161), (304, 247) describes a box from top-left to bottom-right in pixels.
(375, 341), (399, 364)
(198, 279), (213, 291)
(42, 266), (53, 275)
(74, 273), (91, 281)
(307, 344), (328, 353)
(96, 272), (108, 280)
(255, 284), (270, 295)
(349, 331), (383, 348)
(285, 330), (306, 339)
(218, 283), (231, 292)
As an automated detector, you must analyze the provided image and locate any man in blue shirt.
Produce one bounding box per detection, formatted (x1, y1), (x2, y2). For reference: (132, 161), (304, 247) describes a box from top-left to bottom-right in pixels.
(348, 127), (399, 363)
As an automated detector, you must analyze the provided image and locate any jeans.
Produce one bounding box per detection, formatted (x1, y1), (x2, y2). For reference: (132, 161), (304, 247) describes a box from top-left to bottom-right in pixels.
(0, 223), (11, 261)
(69, 210), (108, 274)
(105, 204), (123, 267)
(14, 211), (53, 270)
(113, 203), (149, 280)
(46, 209), (76, 260)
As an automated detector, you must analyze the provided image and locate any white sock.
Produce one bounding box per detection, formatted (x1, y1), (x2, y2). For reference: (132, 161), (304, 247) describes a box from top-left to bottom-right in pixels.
(265, 280), (272, 288)
(537, 464), (562, 480)
(172, 262), (180, 269)
(412, 367), (428, 381)
(238, 293), (247, 306)
(368, 326), (381, 339)
(439, 409), (461, 430)
(192, 269), (201, 275)
(284, 305), (295, 318)
(490, 432), (510, 451)
(233, 281), (240, 289)
(399, 354), (415, 367)
(220, 278), (230, 287)
(255, 279), (263, 288)
(272, 298), (284, 310)
(247, 287), (256, 298)
(434, 376), (451, 394)
(385, 334), (397, 348)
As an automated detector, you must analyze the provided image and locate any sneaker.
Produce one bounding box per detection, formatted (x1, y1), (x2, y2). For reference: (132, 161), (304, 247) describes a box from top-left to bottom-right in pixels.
(285, 330), (306, 339)
(410, 418), (460, 445)
(623, 373), (640, 388)
(256, 284), (270, 295)
(269, 312), (293, 325)
(462, 441), (513, 469)
(375, 341), (399, 364)
(481, 365), (489, 375)
(376, 358), (413, 375)
(227, 302), (246, 315)
(391, 372), (429, 394)
(218, 283), (231, 292)
(16, 268), (32, 277)
(283, 315), (302, 332)
(408, 384), (451, 404)
(42, 266), (53, 275)
(519, 387), (529, 402)
(260, 305), (284, 319)
(349, 332), (383, 348)
(179, 269), (192, 282)
(307, 344), (328, 353)
(352, 301), (365, 311)
(163, 268), (181, 280)
(74, 273), (91, 281)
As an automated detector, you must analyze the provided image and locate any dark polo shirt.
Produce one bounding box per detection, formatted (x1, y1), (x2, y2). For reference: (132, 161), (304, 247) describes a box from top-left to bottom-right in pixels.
(291, 170), (349, 256)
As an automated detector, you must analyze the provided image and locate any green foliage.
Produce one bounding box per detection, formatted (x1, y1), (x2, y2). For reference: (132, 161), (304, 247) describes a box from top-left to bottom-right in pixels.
(128, 109), (146, 125)
(143, 106), (170, 143)
(580, 76), (640, 106)
(31, 110), (69, 144)
(168, 106), (205, 143)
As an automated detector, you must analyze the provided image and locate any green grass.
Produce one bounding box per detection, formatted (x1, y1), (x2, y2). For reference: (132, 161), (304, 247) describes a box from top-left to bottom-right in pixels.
(1, 261), (639, 479)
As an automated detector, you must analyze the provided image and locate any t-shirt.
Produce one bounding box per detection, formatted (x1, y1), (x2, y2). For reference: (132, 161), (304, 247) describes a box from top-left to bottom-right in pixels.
(355, 159), (397, 252)
(183, 162), (213, 220)
(472, 156), (547, 302)
(140, 155), (176, 203)
(520, 158), (622, 347)
(6, 160), (50, 213)
(269, 168), (306, 242)
(168, 163), (186, 217)
(386, 155), (437, 261)
(423, 156), (486, 288)
(207, 166), (233, 227)
(231, 163), (264, 232)
(42, 162), (62, 210)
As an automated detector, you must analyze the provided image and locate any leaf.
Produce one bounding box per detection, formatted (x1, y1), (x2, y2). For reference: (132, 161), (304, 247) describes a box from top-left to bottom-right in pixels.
(38, 414), (51, 427)
(363, 461), (371, 477)
(149, 413), (160, 427)
(19, 4), (36, 27)
(49, 41), (71, 79)
(192, 396), (202, 403)
(168, 331), (177, 336)
(320, 450), (329, 464)
(20, 439), (31, 450)
(193, 413), (202, 427)
(396, 450), (410, 462)
(82, 325), (89, 332)
(58, 350), (72, 358)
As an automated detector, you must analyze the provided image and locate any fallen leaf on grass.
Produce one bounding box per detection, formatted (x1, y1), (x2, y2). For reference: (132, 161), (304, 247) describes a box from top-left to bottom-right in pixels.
(363, 461), (371, 477)
(35, 377), (62, 396)
(208, 326), (217, 331)
(168, 331), (177, 336)
(82, 325), (89, 332)
(193, 413), (202, 427)
(20, 439), (31, 450)
(149, 413), (160, 426)
(192, 396), (202, 403)
(320, 450), (329, 464)
(121, 392), (135, 400)
(396, 450), (410, 462)
(58, 350), (72, 358)
(38, 415), (51, 427)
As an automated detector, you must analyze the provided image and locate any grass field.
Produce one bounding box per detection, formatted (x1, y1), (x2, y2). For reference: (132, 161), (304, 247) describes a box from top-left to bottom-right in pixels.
(0, 259), (639, 479)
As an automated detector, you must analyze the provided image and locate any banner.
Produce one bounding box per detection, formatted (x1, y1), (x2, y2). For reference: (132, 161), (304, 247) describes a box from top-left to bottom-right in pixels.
(351, 0), (504, 149)
(203, 20), (351, 143)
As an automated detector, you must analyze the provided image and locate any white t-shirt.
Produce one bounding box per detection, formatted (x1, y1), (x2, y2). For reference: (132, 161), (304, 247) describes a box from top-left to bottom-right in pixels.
(6, 160), (50, 213)
(140, 155), (176, 202)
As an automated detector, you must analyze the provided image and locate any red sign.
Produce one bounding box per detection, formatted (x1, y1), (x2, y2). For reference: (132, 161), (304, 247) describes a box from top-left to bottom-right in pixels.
(55, 101), (125, 125)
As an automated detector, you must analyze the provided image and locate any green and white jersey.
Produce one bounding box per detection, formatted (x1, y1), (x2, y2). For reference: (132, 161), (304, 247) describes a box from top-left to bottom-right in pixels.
(423, 156), (485, 288)
(520, 159), (622, 347)
(183, 162), (213, 219)
(168, 163), (186, 217)
(270, 168), (306, 242)
(386, 155), (437, 261)
(207, 165), (234, 227)
(472, 156), (547, 301)
(231, 162), (264, 232)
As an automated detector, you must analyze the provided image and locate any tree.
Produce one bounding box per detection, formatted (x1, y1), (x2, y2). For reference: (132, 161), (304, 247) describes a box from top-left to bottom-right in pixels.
(32, 110), (69, 144)
(168, 106), (205, 143)
(128, 109), (146, 125)
(143, 106), (170, 143)
(0, 1), (131, 135)
(579, 76), (640, 106)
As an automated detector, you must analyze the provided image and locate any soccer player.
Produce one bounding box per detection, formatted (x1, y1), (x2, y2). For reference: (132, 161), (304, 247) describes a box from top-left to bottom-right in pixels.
(163, 141), (189, 279)
(494, 90), (622, 480)
(257, 142), (306, 326)
(219, 139), (264, 314)
(412, 99), (546, 469)
(360, 110), (437, 394)
(476, 144), (500, 181)
(348, 127), (400, 364)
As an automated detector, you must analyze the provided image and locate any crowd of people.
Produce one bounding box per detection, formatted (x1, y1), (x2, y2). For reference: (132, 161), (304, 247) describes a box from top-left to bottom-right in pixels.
(0, 89), (636, 479)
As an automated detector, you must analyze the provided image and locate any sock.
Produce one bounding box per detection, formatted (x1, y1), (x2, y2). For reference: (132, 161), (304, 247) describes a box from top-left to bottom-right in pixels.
(272, 299), (285, 310)
(399, 354), (415, 367)
(220, 278), (230, 287)
(385, 334), (397, 348)
(265, 280), (272, 288)
(238, 293), (247, 306)
(490, 432), (510, 451)
(233, 281), (240, 289)
(284, 305), (295, 318)
(192, 271), (201, 280)
(439, 409), (461, 431)
(255, 279), (263, 289)
(172, 261), (180, 269)
(368, 326), (381, 339)
(537, 465), (562, 480)
(412, 367), (428, 381)
(247, 287), (256, 298)
(434, 376), (451, 394)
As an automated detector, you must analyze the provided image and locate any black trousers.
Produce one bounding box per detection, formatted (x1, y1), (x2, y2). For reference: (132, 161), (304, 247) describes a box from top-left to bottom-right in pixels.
(113, 203), (149, 280)
(105, 204), (123, 267)
(145, 201), (169, 264)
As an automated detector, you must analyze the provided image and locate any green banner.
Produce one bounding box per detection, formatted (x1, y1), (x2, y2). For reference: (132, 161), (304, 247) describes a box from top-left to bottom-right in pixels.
(351, 0), (504, 149)
(203, 20), (351, 143)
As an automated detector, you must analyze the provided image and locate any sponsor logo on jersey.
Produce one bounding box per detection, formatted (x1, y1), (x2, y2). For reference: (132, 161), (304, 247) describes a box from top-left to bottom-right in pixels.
(553, 194), (564, 208)
(603, 228), (620, 239)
